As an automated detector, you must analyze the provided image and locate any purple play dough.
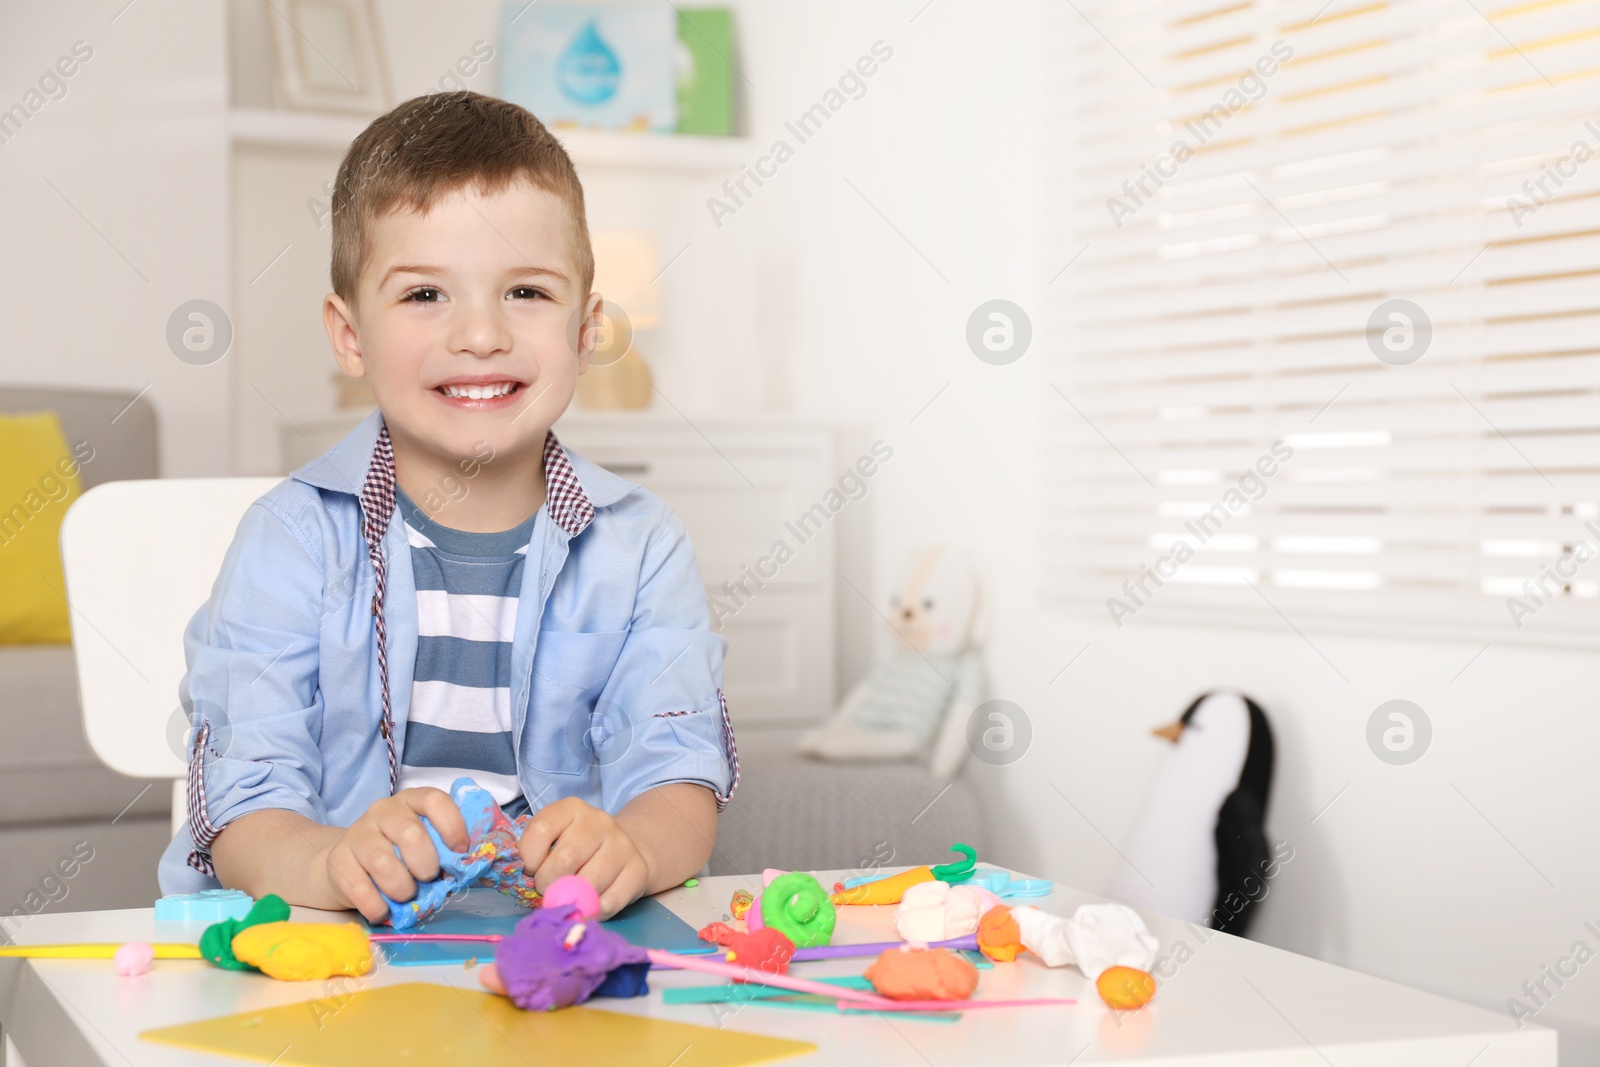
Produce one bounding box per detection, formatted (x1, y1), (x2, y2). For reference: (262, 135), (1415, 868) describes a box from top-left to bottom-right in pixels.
(494, 905), (651, 1012)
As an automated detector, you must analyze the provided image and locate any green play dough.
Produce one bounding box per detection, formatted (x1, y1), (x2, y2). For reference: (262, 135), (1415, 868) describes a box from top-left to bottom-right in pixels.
(759, 872), (836, 948)
(932, 843), (977, 883)
(199, 893), (291, 971)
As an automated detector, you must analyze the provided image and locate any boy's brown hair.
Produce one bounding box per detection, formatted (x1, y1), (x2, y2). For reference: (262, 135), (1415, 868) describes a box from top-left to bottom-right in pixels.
(330, 91), (593, 306)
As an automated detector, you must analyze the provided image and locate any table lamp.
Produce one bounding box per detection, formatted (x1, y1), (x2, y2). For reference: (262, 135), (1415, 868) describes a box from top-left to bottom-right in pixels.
(578, 229), (661, 410)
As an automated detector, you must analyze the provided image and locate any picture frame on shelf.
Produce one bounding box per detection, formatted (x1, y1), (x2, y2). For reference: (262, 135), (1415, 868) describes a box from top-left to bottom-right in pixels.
(265, 0), (391, 114)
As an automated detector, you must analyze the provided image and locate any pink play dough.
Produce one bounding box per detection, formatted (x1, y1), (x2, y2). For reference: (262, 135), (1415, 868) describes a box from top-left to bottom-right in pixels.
(540, 874), (601, 920)
(113, 942), (154, 976)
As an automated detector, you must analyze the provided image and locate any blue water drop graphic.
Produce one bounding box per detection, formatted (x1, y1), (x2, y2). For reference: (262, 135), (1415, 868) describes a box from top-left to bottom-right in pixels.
(556, 20), (621, 105)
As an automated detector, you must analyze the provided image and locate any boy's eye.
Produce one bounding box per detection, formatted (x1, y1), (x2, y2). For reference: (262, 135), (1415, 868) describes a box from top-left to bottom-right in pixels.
(509, 286), (548, 301)
(403, 287), (442, 304)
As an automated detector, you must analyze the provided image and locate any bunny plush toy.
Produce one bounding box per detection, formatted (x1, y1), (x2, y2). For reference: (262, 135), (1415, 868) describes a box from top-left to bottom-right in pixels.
(799, 546), (986, 780)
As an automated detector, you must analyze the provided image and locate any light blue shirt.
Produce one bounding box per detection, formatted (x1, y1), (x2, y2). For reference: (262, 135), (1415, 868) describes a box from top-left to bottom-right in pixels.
(158, 411), (736, 895)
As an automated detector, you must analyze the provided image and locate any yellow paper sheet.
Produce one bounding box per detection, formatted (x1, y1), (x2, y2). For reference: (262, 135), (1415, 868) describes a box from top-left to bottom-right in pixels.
(140, 982), (816, 1067)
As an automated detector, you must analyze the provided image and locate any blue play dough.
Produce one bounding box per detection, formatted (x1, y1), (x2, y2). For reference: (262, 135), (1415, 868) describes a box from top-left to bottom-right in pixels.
(592, 960), (651, 998)
(380, 778), (511, 930)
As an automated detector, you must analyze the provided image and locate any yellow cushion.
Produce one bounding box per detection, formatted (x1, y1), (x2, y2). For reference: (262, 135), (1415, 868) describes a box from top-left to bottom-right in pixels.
(0, 413), (87, 644)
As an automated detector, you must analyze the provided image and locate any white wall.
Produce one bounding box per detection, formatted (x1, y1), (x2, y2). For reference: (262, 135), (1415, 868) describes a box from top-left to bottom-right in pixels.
(714, 0), (1600, 1061)
(0, 1), (229, 478)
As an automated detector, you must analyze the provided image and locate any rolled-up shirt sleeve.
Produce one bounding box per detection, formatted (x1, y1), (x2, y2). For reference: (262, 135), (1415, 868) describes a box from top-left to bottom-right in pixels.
(183, 498), (330, 873)
(597, 509), (739, 814)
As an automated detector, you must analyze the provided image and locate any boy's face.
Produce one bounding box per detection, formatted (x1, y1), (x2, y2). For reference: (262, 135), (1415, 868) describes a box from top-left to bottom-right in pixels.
(323, 179), (600, 473)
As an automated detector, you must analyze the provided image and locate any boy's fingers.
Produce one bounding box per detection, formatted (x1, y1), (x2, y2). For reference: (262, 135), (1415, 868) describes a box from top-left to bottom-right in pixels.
(574, 842), (627, 900)
(350, 884), (389, 923)
(405, 788), (469, 852)
(327, 853), (387, 922)
(388, 816), (443, 882)
(538, 826), (600, 892)
(358, 840), (418, 904)
(517, 800), (579, 872)
(596, 861), (647, 921)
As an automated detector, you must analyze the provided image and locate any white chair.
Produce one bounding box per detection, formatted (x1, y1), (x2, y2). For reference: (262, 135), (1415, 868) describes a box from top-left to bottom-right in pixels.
(59, 478), (280, 833)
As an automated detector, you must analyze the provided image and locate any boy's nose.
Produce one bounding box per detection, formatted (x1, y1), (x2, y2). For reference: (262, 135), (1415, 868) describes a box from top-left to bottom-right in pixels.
(451, 303), (513, 357)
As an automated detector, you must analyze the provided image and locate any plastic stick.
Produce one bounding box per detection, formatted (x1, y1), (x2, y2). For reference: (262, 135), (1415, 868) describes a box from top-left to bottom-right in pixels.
(644, 949), (893, 1005)
(650, 933), (980, 971)
(0, 943), (201, 959)
(792, 934), (978, 961)
(367, 933), (504, 943)
(839, 996), (1078, 1012)
(645, 949), (1077, 1014)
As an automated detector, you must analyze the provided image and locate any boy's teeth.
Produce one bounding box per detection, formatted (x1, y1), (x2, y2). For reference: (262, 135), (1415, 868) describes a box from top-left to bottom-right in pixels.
(442, 383), (515, 400)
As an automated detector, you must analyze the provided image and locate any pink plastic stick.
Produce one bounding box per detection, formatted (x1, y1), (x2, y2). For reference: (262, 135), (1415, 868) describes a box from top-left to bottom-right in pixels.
(644, 949), (894, 1006)
(644, 949), (1078, 1014)
(368, 933), (505, 943)
(838, 996), (1077, 1013)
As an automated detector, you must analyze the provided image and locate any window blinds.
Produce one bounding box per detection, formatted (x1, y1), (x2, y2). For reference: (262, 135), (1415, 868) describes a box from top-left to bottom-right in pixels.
(1045, 0), (1600, 645)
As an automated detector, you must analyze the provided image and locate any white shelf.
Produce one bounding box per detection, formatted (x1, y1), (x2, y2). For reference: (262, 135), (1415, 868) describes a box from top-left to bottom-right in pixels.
(228, 108), (370, 149)
(227, 108), (750, 171)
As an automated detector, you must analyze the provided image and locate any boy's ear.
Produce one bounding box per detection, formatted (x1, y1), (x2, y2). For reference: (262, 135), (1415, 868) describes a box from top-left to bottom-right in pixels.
(575, 291), (605, 375)
(324, 293), (365, 378)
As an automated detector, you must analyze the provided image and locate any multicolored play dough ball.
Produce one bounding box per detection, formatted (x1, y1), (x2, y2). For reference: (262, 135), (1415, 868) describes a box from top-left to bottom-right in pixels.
(759, 872), (836, 948)
(1096, 965), (1157, 1010)
(199, 893), (292, 971)
(540, 874), (601, 920)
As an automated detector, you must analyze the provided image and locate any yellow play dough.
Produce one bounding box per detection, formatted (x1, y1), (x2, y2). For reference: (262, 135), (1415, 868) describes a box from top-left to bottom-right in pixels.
(230, 922), (373, 982)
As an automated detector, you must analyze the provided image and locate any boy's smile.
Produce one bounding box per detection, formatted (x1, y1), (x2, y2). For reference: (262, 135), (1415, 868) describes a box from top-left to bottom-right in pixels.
(433, 374), (525, 408)
(322, 178), (602, 528)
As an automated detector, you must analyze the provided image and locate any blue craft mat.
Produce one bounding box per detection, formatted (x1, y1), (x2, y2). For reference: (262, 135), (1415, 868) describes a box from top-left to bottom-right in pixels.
(365, 886), (716, 966)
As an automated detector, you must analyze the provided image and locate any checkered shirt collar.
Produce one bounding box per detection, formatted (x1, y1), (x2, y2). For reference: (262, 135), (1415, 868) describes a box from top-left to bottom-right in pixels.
(359, 425), (596, 542)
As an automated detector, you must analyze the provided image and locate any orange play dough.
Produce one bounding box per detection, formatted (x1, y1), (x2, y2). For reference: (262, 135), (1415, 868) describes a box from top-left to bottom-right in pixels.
(863, 946), (979, 1001)
(976, 905), (1024, 962)
(1096, 965), (1157, 1010)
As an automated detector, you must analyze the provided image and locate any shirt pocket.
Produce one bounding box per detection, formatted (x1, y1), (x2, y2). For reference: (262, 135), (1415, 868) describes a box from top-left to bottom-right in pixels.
(526, 629), (629, 776)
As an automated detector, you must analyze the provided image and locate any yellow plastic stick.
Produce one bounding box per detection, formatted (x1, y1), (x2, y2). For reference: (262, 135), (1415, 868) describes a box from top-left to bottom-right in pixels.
(0, 943), (201, 959)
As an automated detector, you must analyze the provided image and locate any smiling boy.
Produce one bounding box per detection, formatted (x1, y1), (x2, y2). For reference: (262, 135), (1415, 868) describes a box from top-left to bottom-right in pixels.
(156, 91), (738, 920)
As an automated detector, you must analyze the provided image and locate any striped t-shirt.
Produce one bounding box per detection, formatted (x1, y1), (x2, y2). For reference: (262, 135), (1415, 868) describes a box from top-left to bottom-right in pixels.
(394, 488), (536, 819)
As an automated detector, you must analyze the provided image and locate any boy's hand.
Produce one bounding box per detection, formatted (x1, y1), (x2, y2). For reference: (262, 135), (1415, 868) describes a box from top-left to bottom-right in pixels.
(321, 788), (468, 922)
(517, 797), (651, 920)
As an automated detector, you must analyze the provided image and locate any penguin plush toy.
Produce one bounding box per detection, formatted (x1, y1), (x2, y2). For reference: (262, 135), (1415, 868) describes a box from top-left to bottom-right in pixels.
(1107, 691), (1275, 936)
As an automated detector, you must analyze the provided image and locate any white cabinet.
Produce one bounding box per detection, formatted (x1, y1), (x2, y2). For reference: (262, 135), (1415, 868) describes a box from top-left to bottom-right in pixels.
(282, 413), (843, 729)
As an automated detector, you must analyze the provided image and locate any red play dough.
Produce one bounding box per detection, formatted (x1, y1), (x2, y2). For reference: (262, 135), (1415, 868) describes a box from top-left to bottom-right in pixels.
(863, 946), (979, 1001)
(725, 927), (795, 978)
(698, 921), (739, 946)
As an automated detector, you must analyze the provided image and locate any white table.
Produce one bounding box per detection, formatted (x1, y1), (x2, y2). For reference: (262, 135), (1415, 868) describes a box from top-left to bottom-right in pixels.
(0, 869), (1555, 1066)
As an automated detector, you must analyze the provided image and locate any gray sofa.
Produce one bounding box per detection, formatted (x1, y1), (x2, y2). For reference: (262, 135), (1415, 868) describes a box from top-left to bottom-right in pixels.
(0, 388), (171, 927)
